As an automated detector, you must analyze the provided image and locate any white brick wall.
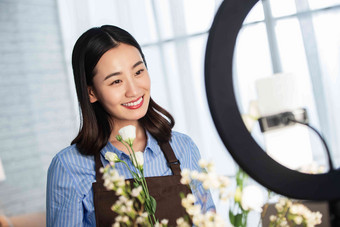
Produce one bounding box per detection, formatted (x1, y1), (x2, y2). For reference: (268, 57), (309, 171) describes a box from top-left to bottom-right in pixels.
(0, 0), (78, 216)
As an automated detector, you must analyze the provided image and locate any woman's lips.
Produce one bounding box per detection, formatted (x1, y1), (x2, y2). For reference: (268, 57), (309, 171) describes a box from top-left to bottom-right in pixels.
(122, 96), (144, 109)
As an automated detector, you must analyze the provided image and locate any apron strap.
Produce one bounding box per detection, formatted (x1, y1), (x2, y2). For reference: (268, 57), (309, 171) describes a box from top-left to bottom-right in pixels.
(158, 142), (181, 176)
(95, 152), (104, 184)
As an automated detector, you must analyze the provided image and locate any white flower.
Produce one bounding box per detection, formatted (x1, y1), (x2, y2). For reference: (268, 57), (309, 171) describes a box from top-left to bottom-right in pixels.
(104, 152), (120, 163)
(202, 172), (220, 189)
(197, 172), (207, 182)
(219, 191), (229, 202)
(190, 170), (199, 180)
(141, 212), (148, 218)
(136, 216), (146, 224)
(132, 151), (144, 168)
(121, 215), (129, 223)
(119, 125), (136, 145)
(275, 202), (284, 212)
(176, 217), (190, 227)
(218, 175), (230, 189)
(289, 204), (299, 214)
(270, 215), (277, 222)
(192, 214), (205, 226)
(180, 169), (191, 185)
(155, 219), (169, 227)
(241, 185), (264, 212)
(115, 216), (123, 222)
(181, 193), (196, 208)
(115, 187), (123, 196)
(131, 186), (143, 197)
(186, 204), (201, 216)
(198, 159), (208, 168)
(161, 219), (169, 225)
(293, 216), (303, 225)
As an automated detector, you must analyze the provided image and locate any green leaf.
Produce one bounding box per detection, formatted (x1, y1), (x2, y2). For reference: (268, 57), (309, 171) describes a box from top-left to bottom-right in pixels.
(144, 196), (157, 215)
(229, 210), (235, 225)
(179, 192), (185, 199)
(233, 213), (248, 227)
(234, 213), (242, 226)
(150, 196), (157, 214)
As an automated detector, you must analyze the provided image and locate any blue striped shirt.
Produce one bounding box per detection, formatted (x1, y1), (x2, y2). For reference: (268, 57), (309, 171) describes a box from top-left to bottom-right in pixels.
(46, 131), (215, 227)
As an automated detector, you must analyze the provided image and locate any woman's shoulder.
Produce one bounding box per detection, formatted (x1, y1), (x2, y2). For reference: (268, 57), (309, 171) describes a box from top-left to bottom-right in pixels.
(170, 130), (199, 154)
(169, 131), (202, 169)
(53, 144), (93, 162)
(170, 131), (196, 145)
(47, 144), (96, 201)
(48, 144), (95, 178)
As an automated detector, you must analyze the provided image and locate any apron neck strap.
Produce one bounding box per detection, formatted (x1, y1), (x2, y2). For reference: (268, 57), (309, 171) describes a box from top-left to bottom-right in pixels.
(158, 142), (181, 176)
(95, 152), (104, 184)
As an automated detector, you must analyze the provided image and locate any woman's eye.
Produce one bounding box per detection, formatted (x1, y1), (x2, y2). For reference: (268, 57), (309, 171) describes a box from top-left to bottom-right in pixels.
(110, 79), (121, 85)
(135, 69), (144, 76)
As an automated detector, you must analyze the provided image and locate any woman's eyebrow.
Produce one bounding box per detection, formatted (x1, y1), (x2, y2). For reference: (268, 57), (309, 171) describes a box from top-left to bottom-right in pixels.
(132, 60), (144, 69)
(104, 72), (121, 81)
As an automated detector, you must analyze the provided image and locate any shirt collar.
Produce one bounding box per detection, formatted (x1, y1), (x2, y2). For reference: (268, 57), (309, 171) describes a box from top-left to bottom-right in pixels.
(145, 130), (161, 155)
(100, 130), (161, 160)
(100, 142), (126, 161)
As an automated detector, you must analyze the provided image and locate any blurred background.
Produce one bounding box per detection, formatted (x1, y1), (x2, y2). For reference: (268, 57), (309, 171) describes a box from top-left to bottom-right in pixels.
(0, 0), (340, 224)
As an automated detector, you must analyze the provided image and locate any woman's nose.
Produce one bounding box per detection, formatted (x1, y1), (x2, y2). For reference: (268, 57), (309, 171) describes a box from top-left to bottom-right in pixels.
(125, 79), (139, 97)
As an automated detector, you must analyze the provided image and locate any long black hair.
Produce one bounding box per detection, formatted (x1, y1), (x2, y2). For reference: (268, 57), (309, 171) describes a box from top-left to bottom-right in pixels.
(71, 25), (174, 155)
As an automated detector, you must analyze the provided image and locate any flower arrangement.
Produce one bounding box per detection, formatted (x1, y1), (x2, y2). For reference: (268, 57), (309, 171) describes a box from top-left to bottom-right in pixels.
(265, 164), (323, 227)
(100, 125), (161, 226)
(101, 125), (235, 226)
(100, 125), (323, 227)
(269, 198), (322, 227)
(178, 159), (231, 226)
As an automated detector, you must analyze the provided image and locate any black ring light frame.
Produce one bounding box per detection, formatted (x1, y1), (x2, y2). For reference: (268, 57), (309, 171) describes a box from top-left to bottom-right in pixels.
(204, 0), (340, 200)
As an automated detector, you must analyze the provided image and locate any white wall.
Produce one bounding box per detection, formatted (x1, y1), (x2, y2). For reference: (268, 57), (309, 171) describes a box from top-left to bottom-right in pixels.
(0, 0), (78, 216)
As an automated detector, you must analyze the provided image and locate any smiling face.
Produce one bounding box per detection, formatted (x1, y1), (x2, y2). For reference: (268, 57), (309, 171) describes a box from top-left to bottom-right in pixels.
(88, 43), (151, 127)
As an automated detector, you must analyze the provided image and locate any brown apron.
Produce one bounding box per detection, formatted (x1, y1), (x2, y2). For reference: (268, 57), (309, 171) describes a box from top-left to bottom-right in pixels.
(92, 142), (192, 227)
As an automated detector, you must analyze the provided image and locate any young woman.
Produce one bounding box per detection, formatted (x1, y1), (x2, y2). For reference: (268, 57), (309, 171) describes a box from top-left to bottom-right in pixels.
(46, 25), (215, 227)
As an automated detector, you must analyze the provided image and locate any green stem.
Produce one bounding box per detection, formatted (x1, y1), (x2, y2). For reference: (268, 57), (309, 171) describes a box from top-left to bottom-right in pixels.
(120, 140), (157, 224)
(121, 141), (133, 157)
(129, 146), (149, 199)
(151, 213), (157, 225)
(121, 161), (139, 184)
(148, 216), (154, 227)
(140, 172), (151, 198)
(122, 141), (143, 176)
(120, 142), (142, 178)
(130, 145), (143, 173)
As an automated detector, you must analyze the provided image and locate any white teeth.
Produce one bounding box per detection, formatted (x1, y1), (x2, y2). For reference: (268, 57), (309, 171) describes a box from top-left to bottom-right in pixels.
(122, 97), (143, 107)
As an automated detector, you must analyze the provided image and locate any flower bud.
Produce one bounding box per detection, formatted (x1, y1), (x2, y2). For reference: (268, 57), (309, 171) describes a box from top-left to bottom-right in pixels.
(241, 185), (264, 212)
(132, 151), (144, 168)
(118, 125), (136, 146)
(104, 152), (120, 163)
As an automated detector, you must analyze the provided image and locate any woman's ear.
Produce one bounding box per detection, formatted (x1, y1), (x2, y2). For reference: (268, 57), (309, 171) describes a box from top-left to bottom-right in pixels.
(88, 86), (98, 103)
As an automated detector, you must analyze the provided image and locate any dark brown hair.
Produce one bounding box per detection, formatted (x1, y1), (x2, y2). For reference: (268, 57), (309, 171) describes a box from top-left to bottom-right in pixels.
(71, 25), (174, 155)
